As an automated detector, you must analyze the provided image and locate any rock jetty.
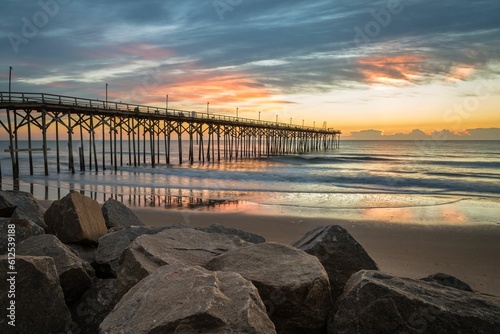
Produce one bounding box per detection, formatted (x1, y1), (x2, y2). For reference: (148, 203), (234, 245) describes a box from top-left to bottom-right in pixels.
(0, 190), (499, 334)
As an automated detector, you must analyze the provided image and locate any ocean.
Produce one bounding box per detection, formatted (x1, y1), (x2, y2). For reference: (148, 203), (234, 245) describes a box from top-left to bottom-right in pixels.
(1, 140), (499, 225)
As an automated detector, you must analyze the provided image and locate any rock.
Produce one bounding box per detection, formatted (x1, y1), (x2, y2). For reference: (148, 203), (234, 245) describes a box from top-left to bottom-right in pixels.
(329, 270), (500, 334)
(0, 190), (47, 229)
(70, 278), (118, 334)
(0, 255), (72, 333)
(196, 223), (265, 244)
(101, 198), (144, 229)
(293, 225), (378, 301)
(44, 192), (108, 244)
(0, 217), (44, 254)
(67, 243), (98, 268)
(420, 272), (474, 292)
(205, 242), (332, 334)
(17, 234), (94, 302)
(95, 225), (180, 277)
(0, 205), (17, 218)
(100, 264), (276, 334)
(115, 228), (250, 298)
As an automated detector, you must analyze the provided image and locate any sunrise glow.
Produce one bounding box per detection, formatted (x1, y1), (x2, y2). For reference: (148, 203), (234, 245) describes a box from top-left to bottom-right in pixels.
(1, 1), (499, 139)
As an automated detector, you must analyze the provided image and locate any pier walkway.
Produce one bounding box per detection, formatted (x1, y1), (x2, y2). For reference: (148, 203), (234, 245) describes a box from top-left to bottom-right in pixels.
(0, 92), (341, 179)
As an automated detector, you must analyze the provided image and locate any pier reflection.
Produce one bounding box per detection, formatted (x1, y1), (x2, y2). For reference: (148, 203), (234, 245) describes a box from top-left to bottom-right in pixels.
(0, 179), (240, 210)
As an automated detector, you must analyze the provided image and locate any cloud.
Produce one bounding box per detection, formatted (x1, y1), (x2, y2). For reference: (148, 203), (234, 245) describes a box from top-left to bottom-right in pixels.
(348, 129), (384, 139)
(463, 128), (500, 140)
(1, 0), (500, 103)
(347, 128), (500, 140)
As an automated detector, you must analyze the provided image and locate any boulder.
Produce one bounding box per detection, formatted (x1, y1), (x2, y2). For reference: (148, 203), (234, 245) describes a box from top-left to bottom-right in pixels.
(420, 272), (474, 292)
(95, 225), (180, 277)
(0, 217), (44, 254)
(0, 205), (17, 218)
(44, 192), (108, 244)
(196, 223), (265, 244)
(205, 242), (332, 334)
(67, 243), (98, 268)
(329, 270), (500, 334)
(0, 255), (72, 333)
(100, 264), (276, 334)
(0, 190), (47, 229)
(70, 278), (118, 334)
(101, 198), (144, 229)
(17, 234), (94, 302)
(293, 225), (378, 301)
(115, 228), (250, 298)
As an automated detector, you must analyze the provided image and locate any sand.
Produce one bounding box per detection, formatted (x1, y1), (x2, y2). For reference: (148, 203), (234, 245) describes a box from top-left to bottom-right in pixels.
(132, 206), (500, 297)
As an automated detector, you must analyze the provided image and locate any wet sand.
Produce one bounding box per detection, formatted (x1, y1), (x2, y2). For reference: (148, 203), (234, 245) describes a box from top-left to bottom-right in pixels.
(132, 206), (500, 297)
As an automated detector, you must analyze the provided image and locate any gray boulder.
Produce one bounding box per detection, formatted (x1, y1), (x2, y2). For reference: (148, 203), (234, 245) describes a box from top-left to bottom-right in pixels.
(0, 255), (72, 333)
(17, 234), (94, 302)
(196, 223), (265, 243)
(329, 270), (500, 334)
(0, 217), (44, 254)
(95, 225), (181, 277)
(101, 198), (144, 229)
(67, 243), (98, 268)
(293, 225), (378, 301)
(70, 278), (118, 334)
(206, 242), (332, 334)
(115, 228), (250, 298)
(100, 264), (276, 334)
(420, 272), (474, 292)
(0, 190), (47, 229)
(44, 192), (108, 244)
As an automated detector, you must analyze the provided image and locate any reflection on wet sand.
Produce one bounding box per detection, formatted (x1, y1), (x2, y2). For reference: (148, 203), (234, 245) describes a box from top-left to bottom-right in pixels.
(0, 179), (240, 210)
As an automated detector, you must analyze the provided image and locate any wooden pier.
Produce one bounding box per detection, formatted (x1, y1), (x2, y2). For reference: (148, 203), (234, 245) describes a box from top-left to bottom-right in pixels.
(0, 92), (341, 179)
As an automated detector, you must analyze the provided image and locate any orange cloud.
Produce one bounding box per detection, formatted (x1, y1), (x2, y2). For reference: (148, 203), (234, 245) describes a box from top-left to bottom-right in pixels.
(445, 65), (476, 82)
(126, 72), (282, 113)
(164, 75), (272, 102)
(357, 54), (425, 85)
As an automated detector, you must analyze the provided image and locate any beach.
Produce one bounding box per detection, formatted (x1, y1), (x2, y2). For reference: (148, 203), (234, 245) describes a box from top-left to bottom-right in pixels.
(131, 205), (500, 297)
(22, 139), (500, 298)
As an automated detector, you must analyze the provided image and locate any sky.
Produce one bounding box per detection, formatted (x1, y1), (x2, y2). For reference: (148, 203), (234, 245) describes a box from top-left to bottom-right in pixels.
(1, 0), (500, 139)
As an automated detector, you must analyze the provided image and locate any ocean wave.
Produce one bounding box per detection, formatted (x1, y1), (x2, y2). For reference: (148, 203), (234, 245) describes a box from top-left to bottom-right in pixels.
(425, 171), (500, 180)
(268, 155), (396, 165)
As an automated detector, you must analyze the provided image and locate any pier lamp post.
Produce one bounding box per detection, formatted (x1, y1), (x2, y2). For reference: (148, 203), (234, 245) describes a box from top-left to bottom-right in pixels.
(105, 83), (108, 108)
(9, 66), (13, 102)
(236, 108), (239, 118)
(290, 117), (292, 125)
(313, 121), (315, 129)
(302, 119), (304, 127)
(166, 95), (169, 110)
(259, 111), (261, 121)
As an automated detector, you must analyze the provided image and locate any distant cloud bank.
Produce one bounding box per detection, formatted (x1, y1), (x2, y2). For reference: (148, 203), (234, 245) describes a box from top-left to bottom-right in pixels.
(346, 128), (500, 140)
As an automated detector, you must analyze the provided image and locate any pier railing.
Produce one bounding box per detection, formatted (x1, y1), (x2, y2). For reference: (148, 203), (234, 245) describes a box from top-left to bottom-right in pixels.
(0, 92), (339, 134)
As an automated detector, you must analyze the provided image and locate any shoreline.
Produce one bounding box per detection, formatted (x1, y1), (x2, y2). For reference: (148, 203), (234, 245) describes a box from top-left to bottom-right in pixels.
(38, 199), (500, 296)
